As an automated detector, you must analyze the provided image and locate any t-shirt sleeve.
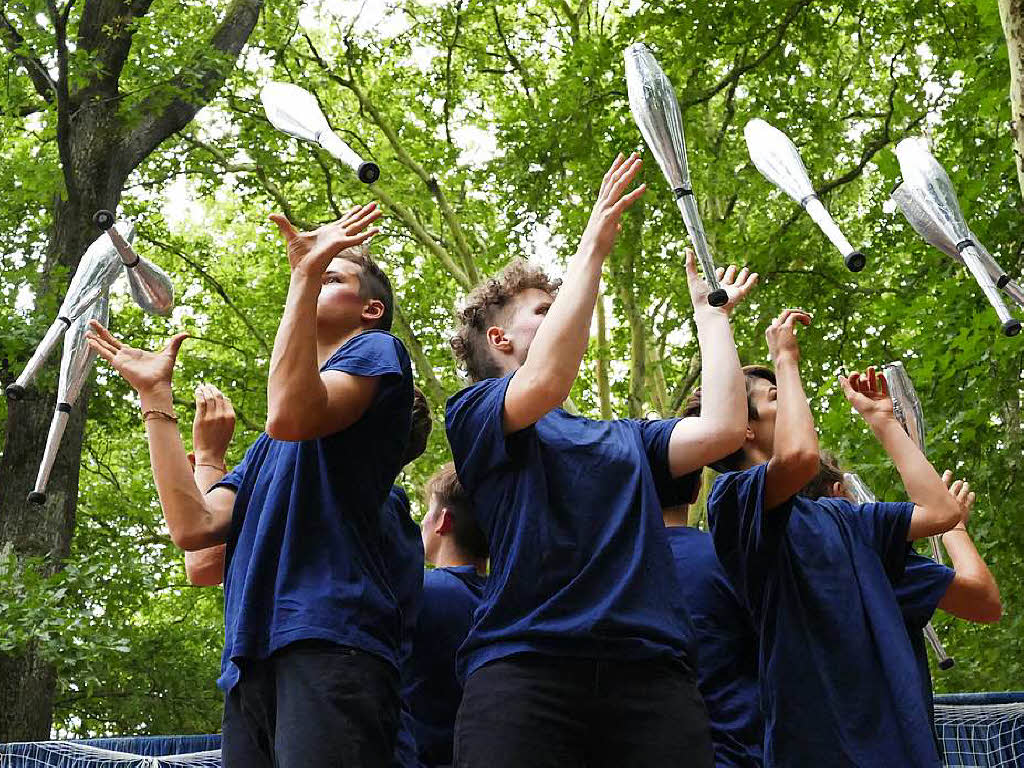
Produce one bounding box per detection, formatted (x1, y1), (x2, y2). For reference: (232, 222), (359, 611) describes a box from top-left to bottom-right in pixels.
(848, 500), (914, 582)
(322, 331), (408, 379)
(895, 551), (955, 629)
(445, 374), (518, 491)
(708, 463), (792, 612)
(635, 418), (700, 506)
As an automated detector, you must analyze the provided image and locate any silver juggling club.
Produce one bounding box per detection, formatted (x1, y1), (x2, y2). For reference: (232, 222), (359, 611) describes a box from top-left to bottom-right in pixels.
(842, 470), (954, 669)
(624, 44), (727, 306)
(28, 292), (109, 504)
(261, 81), (380, 184)
(894, 138), (1020, 336)
(5, 223), (129, 400)
(93, 211), (174, 316)
(744, 119), (866, 272)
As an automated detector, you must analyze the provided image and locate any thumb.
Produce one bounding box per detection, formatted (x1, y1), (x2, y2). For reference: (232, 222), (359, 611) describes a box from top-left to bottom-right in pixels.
(165, 332), (189, 361)
(838, 374), (855, 398)
(269, 213), (299, 242)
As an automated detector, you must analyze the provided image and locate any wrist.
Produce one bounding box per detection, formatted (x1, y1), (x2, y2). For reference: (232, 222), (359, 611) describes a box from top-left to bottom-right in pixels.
(139, 385), (174, 412)
(943, 524), (969, 535)
(193, 450), (227, 466)
(771, 350), (801, 367)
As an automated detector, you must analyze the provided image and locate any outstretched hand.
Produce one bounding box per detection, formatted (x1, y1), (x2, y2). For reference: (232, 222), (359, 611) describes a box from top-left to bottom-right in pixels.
(86, 320), (187, 396)
(270, 202), (382, 278)
(686, 252), (758, 313)
(839, 366), (895, 427)
(578, 152), (647, 257)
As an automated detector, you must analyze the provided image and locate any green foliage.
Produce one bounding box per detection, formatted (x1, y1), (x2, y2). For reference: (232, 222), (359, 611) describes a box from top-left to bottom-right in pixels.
(1, 0), (1022, 736)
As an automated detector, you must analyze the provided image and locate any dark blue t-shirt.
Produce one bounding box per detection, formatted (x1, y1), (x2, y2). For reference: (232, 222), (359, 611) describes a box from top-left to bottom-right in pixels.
(380, 486), (426, 768)
(895, 551), (955, 728)
(708, 464), (941, 767)
(404, 566), (486, 767)
(215, 330), (413, 691)
(445, 373), (699, 680)
(665, 526), (762, 768)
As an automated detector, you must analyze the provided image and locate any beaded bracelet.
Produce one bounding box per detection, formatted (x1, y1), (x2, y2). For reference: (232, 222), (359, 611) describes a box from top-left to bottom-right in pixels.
(142, 408), (179, 423)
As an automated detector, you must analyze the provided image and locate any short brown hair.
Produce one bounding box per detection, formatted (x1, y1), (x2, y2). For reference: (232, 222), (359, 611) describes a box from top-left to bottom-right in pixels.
(683, 365), (776, 473)
(451, 259), (561, 381)
(800, 450), (845, 499)
(339, 244), (394, 332)
(424, 462), (488, 559)
(401, 388), (432, 466)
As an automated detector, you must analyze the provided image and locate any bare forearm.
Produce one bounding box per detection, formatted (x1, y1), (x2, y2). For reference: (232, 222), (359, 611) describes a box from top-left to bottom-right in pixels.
(692, 310), (744, 429)
(938, 527), (1001, 622)
(773, 355), (817, 459)
(871, 419), (957, 523)
(268, 274), (328, 423)
(520, 246), (604, 396)
(140, 387), (222, 549)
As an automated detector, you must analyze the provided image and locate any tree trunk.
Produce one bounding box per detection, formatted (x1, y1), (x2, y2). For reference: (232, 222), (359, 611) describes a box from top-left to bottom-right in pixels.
(999, 0), (1024, 205)
(595, 294), (612, 420)
(0, 196), (116, 741)
(0, 0), (262, 739)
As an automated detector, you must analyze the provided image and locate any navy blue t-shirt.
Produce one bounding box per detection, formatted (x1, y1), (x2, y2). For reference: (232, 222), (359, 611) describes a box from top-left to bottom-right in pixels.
(445, 373), (699, 680)
(708, 463), (941, 767)
(404, 566), (486, 767)
(665, 526), (762, 767)
(380, 486), (426, 768)
(214, 330), (413, 691)
(895, 551), (955, 728)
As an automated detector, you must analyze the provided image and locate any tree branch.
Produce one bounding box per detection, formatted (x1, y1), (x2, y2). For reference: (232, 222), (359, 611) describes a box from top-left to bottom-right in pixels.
(123, 0), (262, 173)
(0, 11), (56, 103)
(681, 0), (812, 109)
(76, 0), (156, 93)
(392, 307), (447, 405)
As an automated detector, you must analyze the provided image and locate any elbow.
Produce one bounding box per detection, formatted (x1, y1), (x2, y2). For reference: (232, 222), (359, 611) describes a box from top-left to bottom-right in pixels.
(774, 447), (820, 486)
(170, 526), (214, 553)
(265, 408), (309, 442)
(518, 368), (572, 414)
(975, 583), (1003, 624)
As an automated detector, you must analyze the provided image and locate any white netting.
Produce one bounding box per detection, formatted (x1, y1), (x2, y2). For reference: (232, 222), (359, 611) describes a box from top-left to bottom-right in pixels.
(936, 701), (1024, 768)
(0, 742), (221, 768)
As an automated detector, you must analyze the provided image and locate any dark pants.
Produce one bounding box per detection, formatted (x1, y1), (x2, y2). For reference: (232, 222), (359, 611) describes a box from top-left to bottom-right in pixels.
(221, 640), (400, 768)
(453, 653), (714, 768)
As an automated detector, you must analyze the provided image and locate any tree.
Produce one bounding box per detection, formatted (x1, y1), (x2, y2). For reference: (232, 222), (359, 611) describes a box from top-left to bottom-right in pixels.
(0, 0), (263, 740)
(1, 0), (1021, 738)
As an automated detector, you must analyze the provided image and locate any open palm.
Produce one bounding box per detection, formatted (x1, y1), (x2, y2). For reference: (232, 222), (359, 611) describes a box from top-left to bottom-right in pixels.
(86, 321), (187, 395)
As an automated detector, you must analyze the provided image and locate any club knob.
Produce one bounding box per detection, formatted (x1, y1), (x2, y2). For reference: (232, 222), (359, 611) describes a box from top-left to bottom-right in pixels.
(357, 162), (380, 184)
(1002, 318), (1022, 337)
(5, 383), (26, 400)
(93, 209), (115, 231)
(844, 251), (866, 272)
(27, 491), (47, 505)
(938, 657), (955, 671)
(997, 275), (1010, 289)
(707, 288), (729, 308)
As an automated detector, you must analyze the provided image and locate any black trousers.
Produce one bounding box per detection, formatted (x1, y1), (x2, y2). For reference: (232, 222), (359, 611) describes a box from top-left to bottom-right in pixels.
(454, 653), (714, 768)
(221, 640), (400, 768)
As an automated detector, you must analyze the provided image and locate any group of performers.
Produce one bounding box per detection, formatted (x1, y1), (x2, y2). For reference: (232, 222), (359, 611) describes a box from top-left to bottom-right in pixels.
(84, 151), (1002, 767)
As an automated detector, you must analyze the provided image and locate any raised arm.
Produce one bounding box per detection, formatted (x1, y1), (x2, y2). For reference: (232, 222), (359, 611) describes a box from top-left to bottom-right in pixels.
(667, 257), (757, 475)
(763, 310), (820, 510)
(86, 323), (235, 551)
(936, 472), (1001, 623)
(183, 384), (235, 586)
(839, 368), (960, 540)
(266, 203), (382, 441)
(503, 153), (646, 434)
